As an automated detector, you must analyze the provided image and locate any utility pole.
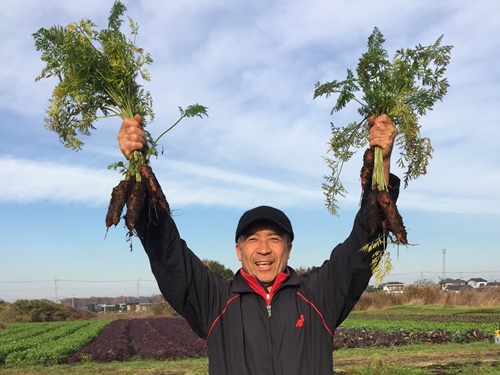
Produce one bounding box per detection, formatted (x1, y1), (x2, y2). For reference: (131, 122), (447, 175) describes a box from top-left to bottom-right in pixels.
(54, 277), (59, 303)
(442, 249), (447, 279)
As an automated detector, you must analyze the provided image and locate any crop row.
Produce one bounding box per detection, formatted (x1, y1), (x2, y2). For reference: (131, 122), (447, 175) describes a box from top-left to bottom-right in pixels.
(0, 320), (110, 365)
(68, 317), (207, 363)
(333, 327), (492, 349)
(339, 317), (497, 333)
(0, 321), (67, 342)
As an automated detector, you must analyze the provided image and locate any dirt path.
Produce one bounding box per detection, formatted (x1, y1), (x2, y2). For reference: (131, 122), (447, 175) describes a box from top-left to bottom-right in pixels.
(334, 347), (500, 372)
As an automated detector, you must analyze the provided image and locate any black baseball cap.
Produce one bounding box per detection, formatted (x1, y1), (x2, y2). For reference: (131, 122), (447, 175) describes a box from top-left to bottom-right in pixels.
(235, 205), (294, 242)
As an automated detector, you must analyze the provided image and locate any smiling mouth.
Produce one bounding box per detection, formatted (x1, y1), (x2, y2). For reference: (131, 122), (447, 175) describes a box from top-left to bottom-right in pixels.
(255, 261), (272, 267)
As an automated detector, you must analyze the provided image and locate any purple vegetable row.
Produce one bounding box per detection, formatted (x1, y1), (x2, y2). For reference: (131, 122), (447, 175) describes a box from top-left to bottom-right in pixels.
(68, 318), (207, 363)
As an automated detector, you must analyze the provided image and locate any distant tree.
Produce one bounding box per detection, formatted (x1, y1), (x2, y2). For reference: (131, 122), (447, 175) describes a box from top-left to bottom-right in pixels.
(0, 300), (6, 330)
(202, 259), (235, 280)
(294, 267), (307, 276)
(0, 299), (8, 315)
(150, 296), (179, 317)
(4, 299), (93, 322)
(294, 266), (320, 276)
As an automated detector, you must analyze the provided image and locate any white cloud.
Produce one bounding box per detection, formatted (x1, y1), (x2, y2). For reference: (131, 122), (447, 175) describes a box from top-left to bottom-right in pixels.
(0, 157), (116, 205)
(0, 155), (323, 208)
(1, 0), (500, 215)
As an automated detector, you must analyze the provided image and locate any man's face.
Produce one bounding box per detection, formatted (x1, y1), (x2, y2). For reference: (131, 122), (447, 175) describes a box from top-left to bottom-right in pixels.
(236, 222), (292, 289)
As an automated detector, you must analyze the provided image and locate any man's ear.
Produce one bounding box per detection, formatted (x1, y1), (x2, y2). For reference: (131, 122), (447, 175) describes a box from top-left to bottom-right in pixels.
(235, 243), (242, 262)
(287, 243), (292, 259)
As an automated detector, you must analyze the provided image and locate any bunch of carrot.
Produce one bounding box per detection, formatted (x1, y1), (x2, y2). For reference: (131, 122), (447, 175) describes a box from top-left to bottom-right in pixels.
(313, 27), (452, 281)
(105, 165), (170, 233)
(33, 1), (208, 243)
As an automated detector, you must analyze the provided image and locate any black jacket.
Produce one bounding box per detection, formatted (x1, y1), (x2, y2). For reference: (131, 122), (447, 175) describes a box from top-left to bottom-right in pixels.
(137, 175), (400, 374)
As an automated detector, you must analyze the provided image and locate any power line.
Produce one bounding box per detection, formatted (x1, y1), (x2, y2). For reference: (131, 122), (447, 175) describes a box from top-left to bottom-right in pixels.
(0, 280), (54, 283)
(0, 278), (161, 302)
(2, 272), (500, 284)
(0, 279), (157, 283)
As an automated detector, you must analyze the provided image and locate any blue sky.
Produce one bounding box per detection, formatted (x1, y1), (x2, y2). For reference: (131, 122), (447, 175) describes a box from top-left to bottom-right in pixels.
(1, 0), (499, 303)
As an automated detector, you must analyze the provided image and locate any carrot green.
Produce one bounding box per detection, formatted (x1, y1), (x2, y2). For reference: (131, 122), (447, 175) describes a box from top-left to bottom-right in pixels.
(33, 0), (208, 183)
(314, 27), (452, 216)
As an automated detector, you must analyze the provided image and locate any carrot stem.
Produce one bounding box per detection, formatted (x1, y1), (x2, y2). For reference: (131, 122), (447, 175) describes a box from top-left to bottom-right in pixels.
(152, 115), (185, 147)
(371, 146), (387, 192)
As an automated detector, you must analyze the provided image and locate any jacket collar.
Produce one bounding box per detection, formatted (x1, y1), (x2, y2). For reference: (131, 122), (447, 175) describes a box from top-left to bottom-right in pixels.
(231, 266), (301, 295)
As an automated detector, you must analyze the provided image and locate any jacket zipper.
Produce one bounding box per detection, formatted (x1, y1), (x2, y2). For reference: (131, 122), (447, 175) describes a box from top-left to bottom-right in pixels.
(239, 268), (289, 320)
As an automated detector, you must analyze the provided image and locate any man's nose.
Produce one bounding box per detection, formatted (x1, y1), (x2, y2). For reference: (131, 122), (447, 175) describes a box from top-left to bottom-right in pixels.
(257, 241), (272, 254)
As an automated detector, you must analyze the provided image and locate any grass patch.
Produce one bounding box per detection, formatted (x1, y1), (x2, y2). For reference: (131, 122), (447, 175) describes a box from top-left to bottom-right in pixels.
(1, 343), (499, 374)
(333, 340), (497, 358)
(341, 357), (500, 375)
(0, 357), (209, 375)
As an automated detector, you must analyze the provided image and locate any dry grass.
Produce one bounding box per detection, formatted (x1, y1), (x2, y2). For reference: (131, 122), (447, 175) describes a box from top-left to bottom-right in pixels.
(355, 286), (500, 310)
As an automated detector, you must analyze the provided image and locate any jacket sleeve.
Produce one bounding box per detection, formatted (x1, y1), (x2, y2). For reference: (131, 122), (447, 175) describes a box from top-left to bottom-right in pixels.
(135, 207), (226, 339)
(310, 174), (401, 329)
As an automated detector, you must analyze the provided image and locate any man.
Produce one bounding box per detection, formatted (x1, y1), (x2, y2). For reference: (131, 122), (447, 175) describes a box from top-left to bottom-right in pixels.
(117, 114), (399, 374)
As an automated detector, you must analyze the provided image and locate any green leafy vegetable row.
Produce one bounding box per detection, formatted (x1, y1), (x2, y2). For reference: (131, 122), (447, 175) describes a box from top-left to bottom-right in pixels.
(0, 320), (110, 365)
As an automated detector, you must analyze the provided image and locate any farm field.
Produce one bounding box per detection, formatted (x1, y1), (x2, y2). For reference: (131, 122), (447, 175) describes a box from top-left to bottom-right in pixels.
(0, 305), (499, 374)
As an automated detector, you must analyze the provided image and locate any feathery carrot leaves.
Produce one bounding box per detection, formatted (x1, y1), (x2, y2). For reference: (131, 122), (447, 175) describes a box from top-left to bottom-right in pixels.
(33, 1), (208, 241)
(314, 27), (452, 216)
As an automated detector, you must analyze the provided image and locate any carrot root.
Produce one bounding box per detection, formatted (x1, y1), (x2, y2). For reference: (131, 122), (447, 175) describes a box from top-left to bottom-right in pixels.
(376, 190), (408, 245)
(124, 181), (146, 231)
(366, 190), (382, 235)
(106, 179), (133, 228)
(360, 147), (374, 191)
(139, 165), (171, 215)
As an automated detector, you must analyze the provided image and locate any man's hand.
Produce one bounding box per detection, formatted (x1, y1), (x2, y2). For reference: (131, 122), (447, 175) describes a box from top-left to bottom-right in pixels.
(117, 114), (146, 159)
(368, 114), (397, 185)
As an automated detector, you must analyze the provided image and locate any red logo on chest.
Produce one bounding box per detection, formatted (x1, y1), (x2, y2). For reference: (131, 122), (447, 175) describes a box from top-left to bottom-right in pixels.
(295, 314), (305, 328)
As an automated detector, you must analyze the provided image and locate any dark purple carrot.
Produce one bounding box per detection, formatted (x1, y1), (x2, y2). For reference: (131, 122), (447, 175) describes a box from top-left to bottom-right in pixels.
(376, 190), (408, 244)
(366, 190), (383, 235)
(106, 179), (133, 228)
(125, 181), (146, 231)
(360, 147), (374, 190)
(139, 165), (171, 215)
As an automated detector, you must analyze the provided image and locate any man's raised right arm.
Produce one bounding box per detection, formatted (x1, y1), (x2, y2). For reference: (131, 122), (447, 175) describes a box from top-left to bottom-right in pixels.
(116, 115), (222, 338)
